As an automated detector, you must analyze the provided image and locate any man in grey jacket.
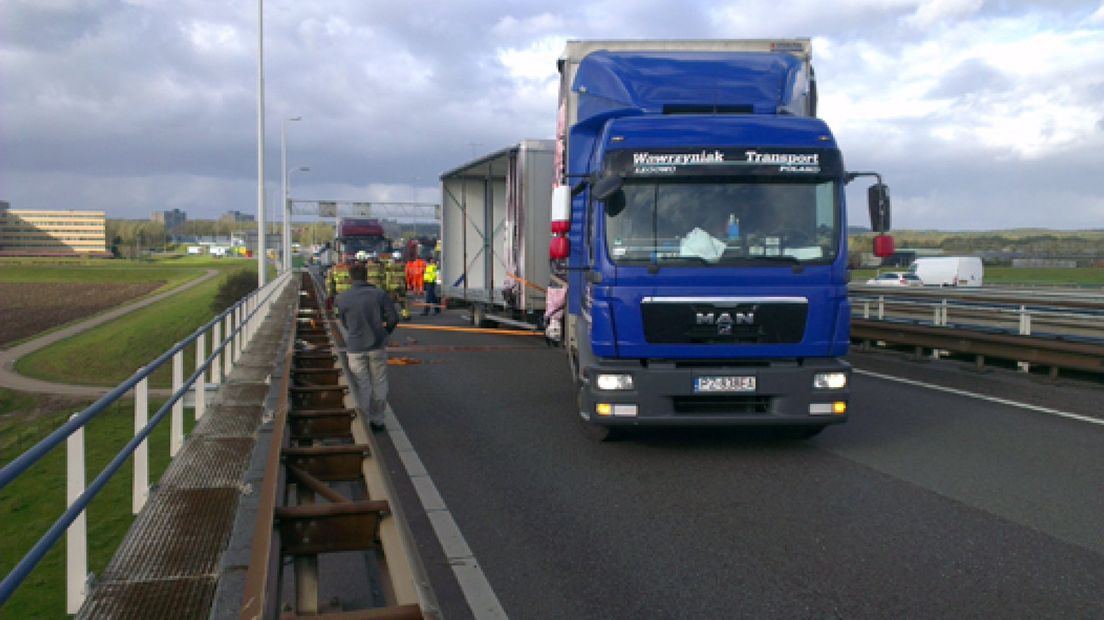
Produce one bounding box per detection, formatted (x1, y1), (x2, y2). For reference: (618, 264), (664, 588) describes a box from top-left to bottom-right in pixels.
(336, 262), (399, 429)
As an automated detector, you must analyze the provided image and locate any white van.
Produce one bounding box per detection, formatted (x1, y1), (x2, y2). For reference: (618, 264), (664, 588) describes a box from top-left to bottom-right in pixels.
(909, 257), (983, 287)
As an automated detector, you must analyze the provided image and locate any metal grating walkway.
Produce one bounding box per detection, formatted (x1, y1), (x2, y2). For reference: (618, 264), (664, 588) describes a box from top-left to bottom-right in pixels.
(77, 285), (298, 619)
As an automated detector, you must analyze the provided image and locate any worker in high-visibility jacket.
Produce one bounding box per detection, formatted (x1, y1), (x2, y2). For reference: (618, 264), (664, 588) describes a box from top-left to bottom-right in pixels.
(421, 257), (440, 315)
(326, 252), (354, 311)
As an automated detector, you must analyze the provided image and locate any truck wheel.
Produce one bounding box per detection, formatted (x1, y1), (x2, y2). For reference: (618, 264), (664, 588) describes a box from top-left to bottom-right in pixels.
(578, 417), (620, 442)
(472, 304), (491, 328)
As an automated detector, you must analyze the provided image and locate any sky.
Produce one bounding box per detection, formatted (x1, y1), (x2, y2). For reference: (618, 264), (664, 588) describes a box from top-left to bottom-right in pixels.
(1, 0), (1103, 230)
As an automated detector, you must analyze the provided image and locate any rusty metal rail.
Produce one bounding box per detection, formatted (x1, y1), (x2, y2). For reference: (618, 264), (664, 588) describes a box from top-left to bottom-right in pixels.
(240, 272), (435, 619)
(849, 285), (1104, 377)
(852, 318), (1104, 377)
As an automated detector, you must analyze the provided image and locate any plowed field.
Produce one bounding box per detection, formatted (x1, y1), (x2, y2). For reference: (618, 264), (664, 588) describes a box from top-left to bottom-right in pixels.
(0, 281), (163, 347)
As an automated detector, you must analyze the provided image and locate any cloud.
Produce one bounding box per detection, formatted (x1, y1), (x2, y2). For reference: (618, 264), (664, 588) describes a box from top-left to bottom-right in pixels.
(904, 0), (984, 29)
(925, 58), (1012, 99)
(1, 0), (1103, 231)
(1089, 2), (1104, 24)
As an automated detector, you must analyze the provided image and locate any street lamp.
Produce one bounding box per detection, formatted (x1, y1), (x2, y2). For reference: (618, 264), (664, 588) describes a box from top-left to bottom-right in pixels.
(281, 116), (302, 272)
(257, 0), (266, 287)
(286, 165), (310, 270)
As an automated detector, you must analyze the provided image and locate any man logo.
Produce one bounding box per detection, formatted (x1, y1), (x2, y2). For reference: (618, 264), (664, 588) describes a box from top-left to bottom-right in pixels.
(696, 311), (755, 336)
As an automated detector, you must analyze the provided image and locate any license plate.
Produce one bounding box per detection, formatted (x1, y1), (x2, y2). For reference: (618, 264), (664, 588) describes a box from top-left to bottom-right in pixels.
(694, 375), (756, 393)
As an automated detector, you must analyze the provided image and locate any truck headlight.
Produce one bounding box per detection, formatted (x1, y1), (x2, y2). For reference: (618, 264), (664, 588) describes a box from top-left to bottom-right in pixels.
(813, 372), (848, 390)
(595, 373), (634, 391)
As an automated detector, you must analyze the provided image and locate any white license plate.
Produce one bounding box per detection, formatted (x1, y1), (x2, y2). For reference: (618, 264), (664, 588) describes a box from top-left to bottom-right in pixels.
(694, 375), (756, 393)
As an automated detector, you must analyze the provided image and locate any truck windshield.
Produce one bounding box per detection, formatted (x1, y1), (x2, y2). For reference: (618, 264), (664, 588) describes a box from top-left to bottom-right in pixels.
(341, 238), (390, 257)
(603, 179), (839, 266)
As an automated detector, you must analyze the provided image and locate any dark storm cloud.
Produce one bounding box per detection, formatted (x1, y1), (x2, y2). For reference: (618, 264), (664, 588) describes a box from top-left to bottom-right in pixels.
(1, 0), (1102, 228)
(0, 0), (115, 52)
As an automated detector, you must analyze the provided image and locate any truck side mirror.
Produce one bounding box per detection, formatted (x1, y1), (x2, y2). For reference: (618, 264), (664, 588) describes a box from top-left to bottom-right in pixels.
(592, 172), (626, 216)
(592, 172), (624, 202)
(867, 183), (891, 233)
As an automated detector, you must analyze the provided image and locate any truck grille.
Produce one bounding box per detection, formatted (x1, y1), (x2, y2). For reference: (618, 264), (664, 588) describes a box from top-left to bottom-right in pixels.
(641, 299), (807, 345)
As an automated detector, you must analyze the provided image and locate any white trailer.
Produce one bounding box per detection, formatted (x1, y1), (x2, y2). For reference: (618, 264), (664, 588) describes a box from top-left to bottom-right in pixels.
(909, 256), (984, 287)
(440, 139), (555, 328)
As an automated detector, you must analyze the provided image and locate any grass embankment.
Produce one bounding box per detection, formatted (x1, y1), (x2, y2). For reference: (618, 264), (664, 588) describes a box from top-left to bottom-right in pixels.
(15, 263), (255, 388)
(854, 266), (1104, 287)
(0, 389), (195, 620)
(0, 260), (210, 349)
(1, 257), (255, 618)
(980, 267), (1104, 287)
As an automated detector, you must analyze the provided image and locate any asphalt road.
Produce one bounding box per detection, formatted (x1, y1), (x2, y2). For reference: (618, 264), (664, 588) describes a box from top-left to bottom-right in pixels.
(378, 309), (1104, 619)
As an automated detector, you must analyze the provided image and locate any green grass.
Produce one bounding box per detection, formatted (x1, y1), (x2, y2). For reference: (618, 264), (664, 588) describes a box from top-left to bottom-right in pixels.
(0, 256), (222, 288)
(0, 389), (39, 417)
(0, 258), (222, 350)
(980, 267), (1104, 287)
(0, 257), (273, 617)
(0, 392), (195, 619)
(15, 265), (255, 388)
(0, 265), (192, 288)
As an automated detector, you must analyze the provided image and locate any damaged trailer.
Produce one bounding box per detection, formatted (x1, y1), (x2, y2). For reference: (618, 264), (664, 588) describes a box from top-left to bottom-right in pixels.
(439, 139), (555, 329)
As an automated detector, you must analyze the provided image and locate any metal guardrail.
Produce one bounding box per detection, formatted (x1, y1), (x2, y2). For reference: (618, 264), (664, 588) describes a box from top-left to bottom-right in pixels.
(850, 287), (1104, 376)
(240, 270), (436, 619)
(0, 270), (294, 612)
(849, 283), (1104, 310)
(852, 319), (1104, 375)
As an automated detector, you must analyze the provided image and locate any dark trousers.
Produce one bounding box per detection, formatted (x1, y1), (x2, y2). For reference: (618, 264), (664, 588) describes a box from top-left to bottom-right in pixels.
(423, 282), (439, 314)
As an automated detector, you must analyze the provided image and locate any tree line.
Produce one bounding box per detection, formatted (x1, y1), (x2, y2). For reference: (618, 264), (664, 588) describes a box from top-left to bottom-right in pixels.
(106, 219), (336, 258)
(849, 230), (1104, 267)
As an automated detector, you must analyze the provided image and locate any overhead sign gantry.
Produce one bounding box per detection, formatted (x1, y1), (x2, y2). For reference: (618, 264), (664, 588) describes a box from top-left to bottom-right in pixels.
(290, 200), (440, 223)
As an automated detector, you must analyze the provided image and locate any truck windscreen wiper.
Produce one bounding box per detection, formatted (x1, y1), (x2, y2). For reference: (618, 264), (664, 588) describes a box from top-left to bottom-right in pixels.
(745, 254), (801, 264)
(664, 255), (715, 265)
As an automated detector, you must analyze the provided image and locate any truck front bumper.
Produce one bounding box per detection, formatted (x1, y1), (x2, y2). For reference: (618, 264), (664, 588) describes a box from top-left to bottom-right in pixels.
(578, 357), (850, 428)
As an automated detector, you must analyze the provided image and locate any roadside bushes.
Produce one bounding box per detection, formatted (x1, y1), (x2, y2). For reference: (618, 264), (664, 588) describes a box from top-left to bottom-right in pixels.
(210, 269), (257, 313)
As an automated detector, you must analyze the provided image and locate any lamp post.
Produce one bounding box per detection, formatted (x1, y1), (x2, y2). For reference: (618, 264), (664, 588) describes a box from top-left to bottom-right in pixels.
(256, 0), (266, 287)
(281, 116), (302, 272)
(286, 165), (310, 270)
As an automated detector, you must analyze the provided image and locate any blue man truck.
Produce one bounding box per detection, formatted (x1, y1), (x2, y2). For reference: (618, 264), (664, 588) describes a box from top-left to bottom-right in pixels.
(442, 39), (893, 440)
(549, 39), (893, 440)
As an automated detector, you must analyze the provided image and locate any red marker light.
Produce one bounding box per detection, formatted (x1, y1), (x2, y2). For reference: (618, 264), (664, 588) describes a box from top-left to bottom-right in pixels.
(550, 236), (569, 259)
(873, 234), (895, 258)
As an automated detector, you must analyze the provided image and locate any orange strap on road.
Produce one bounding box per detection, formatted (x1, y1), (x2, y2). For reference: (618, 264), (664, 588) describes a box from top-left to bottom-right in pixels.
(395, 324), (543, 337)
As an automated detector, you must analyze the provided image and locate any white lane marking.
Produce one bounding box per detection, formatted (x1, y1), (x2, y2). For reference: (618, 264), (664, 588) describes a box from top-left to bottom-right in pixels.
(386, 410), (509, 619)
(332, 308), (507, 618)
(854, 368), (1104, 427)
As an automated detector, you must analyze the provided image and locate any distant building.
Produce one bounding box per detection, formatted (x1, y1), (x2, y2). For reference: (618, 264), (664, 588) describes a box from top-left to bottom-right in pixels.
(0, 207), (108, 255)
(222, 210), (256, 223)
(151, 208), (187, 234)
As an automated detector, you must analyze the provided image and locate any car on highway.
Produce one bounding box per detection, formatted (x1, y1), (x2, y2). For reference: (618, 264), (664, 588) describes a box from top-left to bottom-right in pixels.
(865, 271), (924, 287)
